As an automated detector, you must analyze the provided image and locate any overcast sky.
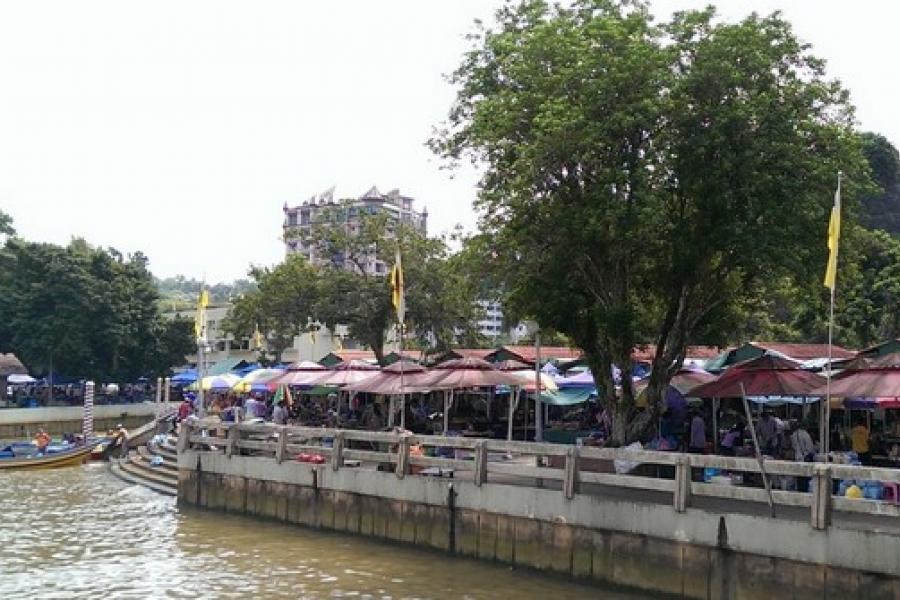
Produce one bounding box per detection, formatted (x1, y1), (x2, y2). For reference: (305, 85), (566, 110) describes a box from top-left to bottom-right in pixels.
(0, 1), (896, 282)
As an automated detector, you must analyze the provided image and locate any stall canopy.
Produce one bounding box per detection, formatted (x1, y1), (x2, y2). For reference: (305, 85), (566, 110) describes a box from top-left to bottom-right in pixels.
(556, 370), (597, 389)
(344, 360), (432, 395)
(422, 357), (523, 389)
(272, 361), (327, 386)
(171, 369), (198, 385)
(190, 373), (242, 392)
(233, 368), (284, 393)
(815, 352), (900, 398)
(686, 354), (825, 398)
(308, 360), (379, 387)
(539, 388), (596, 405)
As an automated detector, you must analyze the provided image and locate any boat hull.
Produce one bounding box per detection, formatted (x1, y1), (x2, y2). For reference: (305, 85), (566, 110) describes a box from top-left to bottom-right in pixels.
(0, 444), (96, 471)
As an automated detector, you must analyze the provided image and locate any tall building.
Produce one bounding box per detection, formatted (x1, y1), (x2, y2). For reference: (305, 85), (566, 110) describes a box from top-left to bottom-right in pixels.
(476, 299), (528, 342)
(283, 186), (427, 276)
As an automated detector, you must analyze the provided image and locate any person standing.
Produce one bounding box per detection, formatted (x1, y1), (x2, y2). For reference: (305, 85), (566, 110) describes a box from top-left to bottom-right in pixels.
(688, 411), (706, 454)
(851, 418), (871, 464)
(272, 400), (288, 425)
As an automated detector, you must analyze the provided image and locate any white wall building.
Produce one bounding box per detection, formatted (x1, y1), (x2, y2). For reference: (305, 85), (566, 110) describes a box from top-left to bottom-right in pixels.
(283, 186), (427, 276)
(166, 305), (359, 366)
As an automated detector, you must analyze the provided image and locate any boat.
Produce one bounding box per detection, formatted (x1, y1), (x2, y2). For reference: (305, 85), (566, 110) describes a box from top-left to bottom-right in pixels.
(0, 438), (108, 471)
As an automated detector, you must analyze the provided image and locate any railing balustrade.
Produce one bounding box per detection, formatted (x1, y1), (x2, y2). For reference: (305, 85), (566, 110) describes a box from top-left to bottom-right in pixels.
(178, 420), (900, 531)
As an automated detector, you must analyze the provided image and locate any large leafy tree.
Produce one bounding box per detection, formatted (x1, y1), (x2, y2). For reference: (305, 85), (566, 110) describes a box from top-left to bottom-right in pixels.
(296, 205), (483, 363)
(223, 255), (320, 364)
(0, 238), (193, 381)
(434, 0), (870, 443)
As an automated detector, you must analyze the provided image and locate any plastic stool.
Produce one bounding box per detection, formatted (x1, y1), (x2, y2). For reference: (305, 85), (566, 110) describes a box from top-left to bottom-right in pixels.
(882, 482), (900, 505)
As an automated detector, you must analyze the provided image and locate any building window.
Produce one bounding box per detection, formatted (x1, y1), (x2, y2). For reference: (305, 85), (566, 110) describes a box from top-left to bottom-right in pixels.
(300, 210), (310, 225)
(287, 213), (297, 226)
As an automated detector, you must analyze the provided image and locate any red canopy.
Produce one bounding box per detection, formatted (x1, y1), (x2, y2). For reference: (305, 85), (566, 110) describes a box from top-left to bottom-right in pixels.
(272, 360), (327, 386)
(308, 359), (380, 386)
(421, 357), (523, 389)
(817, 352), (900, 398)
(687, 355), (825, 398)
(344, 360), (432, 395)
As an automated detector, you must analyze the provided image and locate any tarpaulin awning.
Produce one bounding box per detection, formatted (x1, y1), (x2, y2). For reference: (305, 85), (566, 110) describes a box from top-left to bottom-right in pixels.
(539, 388), (595, 406)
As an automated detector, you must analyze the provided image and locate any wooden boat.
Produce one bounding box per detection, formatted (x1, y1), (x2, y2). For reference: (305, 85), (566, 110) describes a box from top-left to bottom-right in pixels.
(0, 439), (106, 471)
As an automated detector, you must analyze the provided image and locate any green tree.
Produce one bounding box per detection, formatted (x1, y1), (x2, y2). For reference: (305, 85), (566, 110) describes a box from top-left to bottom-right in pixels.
(434, 1), (870, 442)
(0, 238), (193, 381)
(0, 210), (14, 237)
(298, 204), (484, 363)
(858, 132), (900, 234)
(223, 255), (320, 364)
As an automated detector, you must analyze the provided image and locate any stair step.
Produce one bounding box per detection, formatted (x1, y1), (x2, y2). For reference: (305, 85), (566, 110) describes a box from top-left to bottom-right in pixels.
(138, 446), (178, 470)
(124, 454), (178, 487)
(110, 461), (177, 496)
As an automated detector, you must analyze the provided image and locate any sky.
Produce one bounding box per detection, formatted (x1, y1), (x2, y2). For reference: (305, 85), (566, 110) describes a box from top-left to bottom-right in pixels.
(0, 1), (897, 282)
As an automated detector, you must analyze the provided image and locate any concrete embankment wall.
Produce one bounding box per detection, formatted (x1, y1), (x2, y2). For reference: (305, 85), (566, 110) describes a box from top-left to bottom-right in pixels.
(0, 403), (177, 438)
(179, 451), (900, 599)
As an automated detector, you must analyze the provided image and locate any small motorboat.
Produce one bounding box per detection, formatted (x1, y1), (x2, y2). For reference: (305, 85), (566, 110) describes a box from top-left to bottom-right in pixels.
(0, 438), (108, 471)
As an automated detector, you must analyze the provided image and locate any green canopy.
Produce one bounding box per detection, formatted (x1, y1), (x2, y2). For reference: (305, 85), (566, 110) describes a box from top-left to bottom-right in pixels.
(539, 388), (595, 406)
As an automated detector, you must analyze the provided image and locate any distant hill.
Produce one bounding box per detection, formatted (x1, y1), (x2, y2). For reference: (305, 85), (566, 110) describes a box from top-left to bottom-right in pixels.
(155, 276), (256, 310)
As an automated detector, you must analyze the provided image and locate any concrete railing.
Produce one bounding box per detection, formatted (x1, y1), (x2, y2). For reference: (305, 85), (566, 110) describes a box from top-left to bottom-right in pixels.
(179, 421), (900, 531)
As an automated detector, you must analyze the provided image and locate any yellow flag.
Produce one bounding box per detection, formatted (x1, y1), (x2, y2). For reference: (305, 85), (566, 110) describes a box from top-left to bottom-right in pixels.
(194, 288), (209, 340)
(390, 248), (405, 324)
(823, 176), (842, 290)
(253, 323), (263, 350)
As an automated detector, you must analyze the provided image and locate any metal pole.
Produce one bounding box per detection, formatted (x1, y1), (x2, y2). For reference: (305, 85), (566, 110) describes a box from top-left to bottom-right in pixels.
(741, 383), (776, 518)
(507, 388), (518, 441)
(197, 341), (206, 419)
(534, 330), (543, 442)
(155, 377), (163, 419)
(823, 284), (835, 455)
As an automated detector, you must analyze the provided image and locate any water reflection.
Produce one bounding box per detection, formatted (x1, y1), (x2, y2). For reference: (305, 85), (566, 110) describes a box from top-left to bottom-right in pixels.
(0, 465), (646, 599)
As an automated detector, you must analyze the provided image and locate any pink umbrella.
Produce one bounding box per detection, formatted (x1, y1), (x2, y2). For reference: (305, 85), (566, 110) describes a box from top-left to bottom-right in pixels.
(422, 357), (523, 389)
(308, 360), (380, 386)
(272, 361), (327, 386)
(344, 360), (433, 395)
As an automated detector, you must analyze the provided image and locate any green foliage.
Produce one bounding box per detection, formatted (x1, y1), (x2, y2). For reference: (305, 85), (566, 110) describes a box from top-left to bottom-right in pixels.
(0, 210), (14, 237)
(434, 0), (870, 442)
(0, 238), (193, 381)
(156, 275), (256, 308)
(298, 204), (485, 363)
(859, 132), (900, 234)
(223, 255), (319, 363)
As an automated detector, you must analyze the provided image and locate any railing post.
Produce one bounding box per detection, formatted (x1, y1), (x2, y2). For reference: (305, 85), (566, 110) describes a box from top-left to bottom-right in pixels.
(275, 426), (288, 463)
(226, 424), (239, 459)
(563, 445), (579, 499)
(177, 420), (191, 453)
(396, 435), (410, 479)
(811, 464), (832, 530)
(331, 431), (345, 471)
(474, 440), (488, 486)
(674, 454), (691, 512)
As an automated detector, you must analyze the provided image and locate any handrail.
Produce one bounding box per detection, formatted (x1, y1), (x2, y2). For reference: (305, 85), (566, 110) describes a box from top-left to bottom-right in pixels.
(178, 420), (900, 530)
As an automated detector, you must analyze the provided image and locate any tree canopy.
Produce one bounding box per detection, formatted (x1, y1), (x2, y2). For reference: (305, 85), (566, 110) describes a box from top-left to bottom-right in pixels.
(434, 0), (871, 442)
(0, 234), (194, 381)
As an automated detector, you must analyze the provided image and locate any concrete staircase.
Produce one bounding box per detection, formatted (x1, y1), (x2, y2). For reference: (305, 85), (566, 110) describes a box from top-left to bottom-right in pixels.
(110, 434), (179, 496)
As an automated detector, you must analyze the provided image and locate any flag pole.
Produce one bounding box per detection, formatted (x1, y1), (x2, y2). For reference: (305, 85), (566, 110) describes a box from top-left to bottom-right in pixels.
(823, 171), (842, 456)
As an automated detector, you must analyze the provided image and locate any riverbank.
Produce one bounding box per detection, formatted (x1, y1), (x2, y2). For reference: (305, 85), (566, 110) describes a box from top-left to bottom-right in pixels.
(0, 464), (636, 598)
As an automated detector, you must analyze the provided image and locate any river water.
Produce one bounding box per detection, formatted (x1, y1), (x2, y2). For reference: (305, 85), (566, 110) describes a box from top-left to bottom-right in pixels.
(0, 464), (646, 599)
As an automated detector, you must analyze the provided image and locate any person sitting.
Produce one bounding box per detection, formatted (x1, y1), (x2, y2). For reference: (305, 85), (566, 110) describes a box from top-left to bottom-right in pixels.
(34, 429), (51, 452)
(720, 423), (745, 456)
